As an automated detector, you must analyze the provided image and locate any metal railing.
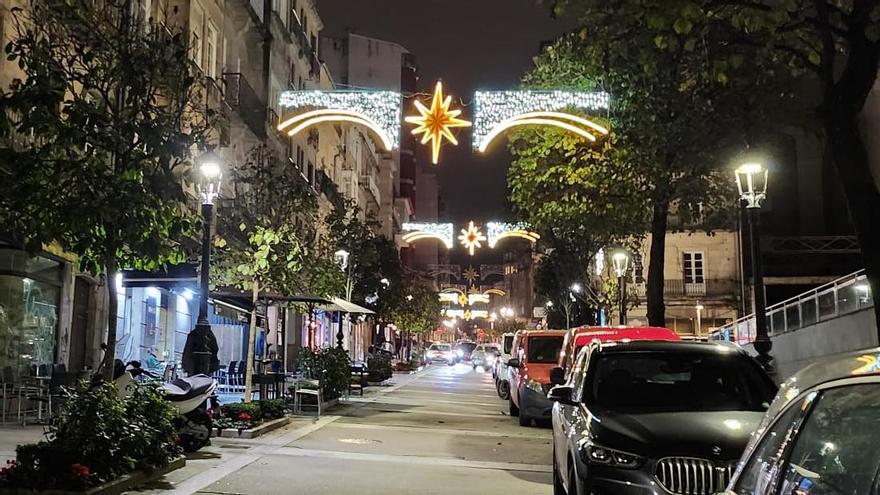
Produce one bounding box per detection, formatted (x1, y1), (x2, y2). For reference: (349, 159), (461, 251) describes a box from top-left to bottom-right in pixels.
(634, 279), (737, 298)
(709, 270), (872, 344)
(222, 72), (267, 139)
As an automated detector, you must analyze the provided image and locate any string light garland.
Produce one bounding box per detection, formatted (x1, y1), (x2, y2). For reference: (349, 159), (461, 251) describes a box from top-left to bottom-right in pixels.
(278, 90), (402, 150)
(458, 221), (487, 256)
(401, 222), (454, 248)
(472, 91), (611, 151)
(405, 81), (472, 164)
(486, 222), (540, 248)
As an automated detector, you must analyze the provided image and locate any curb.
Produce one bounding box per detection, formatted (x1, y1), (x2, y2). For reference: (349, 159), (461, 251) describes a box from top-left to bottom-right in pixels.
(216, 416), (291, 439)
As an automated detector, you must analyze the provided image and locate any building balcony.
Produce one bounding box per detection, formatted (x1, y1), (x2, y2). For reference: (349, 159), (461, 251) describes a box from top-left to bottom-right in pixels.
(222, 72), (267, 139)
(633, 279), (738, 299)
(360, 174), (381, 205)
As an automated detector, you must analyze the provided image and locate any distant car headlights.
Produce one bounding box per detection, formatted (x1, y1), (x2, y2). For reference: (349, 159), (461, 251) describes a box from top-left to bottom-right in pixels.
(577, 439), (643, 469)
(456, 349), (464, 357)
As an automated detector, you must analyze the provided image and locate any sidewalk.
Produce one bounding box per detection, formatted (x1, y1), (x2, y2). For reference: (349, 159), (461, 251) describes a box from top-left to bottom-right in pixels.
(0, 425), (45, 461)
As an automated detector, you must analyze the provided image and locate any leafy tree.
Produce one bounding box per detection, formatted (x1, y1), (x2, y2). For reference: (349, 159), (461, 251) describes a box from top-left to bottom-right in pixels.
(0, 1), (213, 374)
(510, 9), (767, 325)
(212, 146), (315, 401)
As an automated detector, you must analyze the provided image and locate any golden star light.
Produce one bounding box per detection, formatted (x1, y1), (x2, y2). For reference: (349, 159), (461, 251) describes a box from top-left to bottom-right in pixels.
(462, 266), (479, 284)
(405, 81), (472, 164)
(458, 221), (487, 256)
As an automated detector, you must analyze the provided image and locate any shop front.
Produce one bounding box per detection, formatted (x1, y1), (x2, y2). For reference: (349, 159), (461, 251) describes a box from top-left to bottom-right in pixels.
(0, 247), (70, 380)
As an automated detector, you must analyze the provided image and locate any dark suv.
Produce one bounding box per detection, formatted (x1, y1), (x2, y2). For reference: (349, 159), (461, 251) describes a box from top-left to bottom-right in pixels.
(549, 341), (776, 495)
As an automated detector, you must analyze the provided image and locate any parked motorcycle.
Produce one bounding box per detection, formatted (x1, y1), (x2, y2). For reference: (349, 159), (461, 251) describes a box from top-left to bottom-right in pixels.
(113, 360), (219, 452)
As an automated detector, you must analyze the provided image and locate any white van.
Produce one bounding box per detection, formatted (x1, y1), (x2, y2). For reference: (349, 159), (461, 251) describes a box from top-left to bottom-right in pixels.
(493, 332), (516, 399)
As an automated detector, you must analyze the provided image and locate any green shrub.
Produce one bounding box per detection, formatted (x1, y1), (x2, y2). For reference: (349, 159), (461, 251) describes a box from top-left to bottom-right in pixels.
(258, 399), (286, 420)
(0, 380), (180, 491)
(367, 352), (392, 382)
(299, 347), (352, 400)
(222, 402), (262, 421)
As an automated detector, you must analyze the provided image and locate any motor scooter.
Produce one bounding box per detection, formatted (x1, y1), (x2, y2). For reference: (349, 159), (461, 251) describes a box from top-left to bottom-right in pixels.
(113, 360), (219, 452)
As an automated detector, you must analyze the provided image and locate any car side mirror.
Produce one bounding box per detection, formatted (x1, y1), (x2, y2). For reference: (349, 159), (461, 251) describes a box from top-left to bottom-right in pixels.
(550, 366), (566, 385)
(547, 385), (574, 405)
(507, 358), (521, 368)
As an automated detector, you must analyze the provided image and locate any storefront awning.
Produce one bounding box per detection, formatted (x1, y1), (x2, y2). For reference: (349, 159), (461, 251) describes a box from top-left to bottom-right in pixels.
(319, 297), (375, 314)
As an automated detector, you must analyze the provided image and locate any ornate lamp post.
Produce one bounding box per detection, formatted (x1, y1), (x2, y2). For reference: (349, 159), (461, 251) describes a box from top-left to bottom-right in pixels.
(334, 249), (351, 349)
(190, 152), (222, 375)
(612, 251), (630, 325)
(735, 162), (772, 372)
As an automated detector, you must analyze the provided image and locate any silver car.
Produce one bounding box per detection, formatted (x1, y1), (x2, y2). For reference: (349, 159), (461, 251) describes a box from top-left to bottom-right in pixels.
(724, 347), (880, 495)
(470, 344), (499, 371)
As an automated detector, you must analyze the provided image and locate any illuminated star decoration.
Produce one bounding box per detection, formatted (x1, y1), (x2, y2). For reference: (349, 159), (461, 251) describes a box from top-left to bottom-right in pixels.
(458, 221), (487, 256)
(405, 81), (472, 164)
(462, 266), (479, 285)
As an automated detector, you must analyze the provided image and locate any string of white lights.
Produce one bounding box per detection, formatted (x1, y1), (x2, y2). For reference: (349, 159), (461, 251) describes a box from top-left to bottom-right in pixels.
(279, 90), (402, 149)
(472, 91), (611, 150)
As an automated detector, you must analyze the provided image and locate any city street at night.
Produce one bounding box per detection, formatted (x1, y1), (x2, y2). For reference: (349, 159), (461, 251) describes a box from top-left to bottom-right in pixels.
(138, 366), (551, 495)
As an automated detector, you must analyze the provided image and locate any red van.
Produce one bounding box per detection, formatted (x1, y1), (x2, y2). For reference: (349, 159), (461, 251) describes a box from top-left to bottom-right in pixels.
(507, 329), (567, 427)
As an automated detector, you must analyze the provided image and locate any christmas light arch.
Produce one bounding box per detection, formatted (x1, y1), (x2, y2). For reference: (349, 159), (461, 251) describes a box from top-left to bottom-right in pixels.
(277, 90), (402, 151)
(472, 91), (611, 152)
(486, 222), (541, 248)
(401, 222), (454, 249)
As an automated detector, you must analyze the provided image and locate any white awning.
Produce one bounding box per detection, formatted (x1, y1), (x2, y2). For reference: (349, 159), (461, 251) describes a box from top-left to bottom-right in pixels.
(318, 297), (375, 314)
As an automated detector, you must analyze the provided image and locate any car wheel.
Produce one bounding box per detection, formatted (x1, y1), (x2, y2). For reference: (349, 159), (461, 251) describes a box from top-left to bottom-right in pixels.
(497, 380), (510, 400)
(553, 447), (566, 495)
(519, 413), (531, 427)
(509, 396), (519, 417)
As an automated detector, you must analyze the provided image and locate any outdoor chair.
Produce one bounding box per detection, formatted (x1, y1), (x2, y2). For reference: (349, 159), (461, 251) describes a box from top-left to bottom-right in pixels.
(349, 364), (366, 398)
(0, 366), (17, 424)
(22, 371), (78, 425)
(293, 369), (325, 416)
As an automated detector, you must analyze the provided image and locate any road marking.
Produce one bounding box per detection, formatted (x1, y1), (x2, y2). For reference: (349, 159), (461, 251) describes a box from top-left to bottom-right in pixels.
(272, 447), (552, 473)
(326, 422), (551, 439)
(340, 406), (507, 419)
(346, 396), (502, 408)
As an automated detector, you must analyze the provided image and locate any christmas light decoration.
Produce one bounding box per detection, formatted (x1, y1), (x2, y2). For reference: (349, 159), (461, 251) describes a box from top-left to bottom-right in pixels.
(462, 266), (479, 284)
(472, 91), (611, 151)
(458, 221), (487, 256)
(470, 310), (489, 319)
(438, 293), (459, 303)
(278, 90), (402, 150)
(468, 293), (490, 305)
(405, 81), (472, 164)
(401, 222), (454, 248)
(486, 222), (540, 248)
(484, 288), (506, 297)
(439, 287), (465, 294)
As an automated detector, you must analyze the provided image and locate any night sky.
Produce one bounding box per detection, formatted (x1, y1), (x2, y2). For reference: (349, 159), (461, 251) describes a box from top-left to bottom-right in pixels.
(317, 0), (574, 265)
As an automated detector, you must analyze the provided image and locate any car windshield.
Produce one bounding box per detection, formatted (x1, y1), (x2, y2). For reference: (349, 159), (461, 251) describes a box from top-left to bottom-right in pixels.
(503, 336), (514, 354)
(431, 344), (451, 351)
(457, 342), (477, 353)
(585, 351), (774, 413)
(527, 336), (564, 363)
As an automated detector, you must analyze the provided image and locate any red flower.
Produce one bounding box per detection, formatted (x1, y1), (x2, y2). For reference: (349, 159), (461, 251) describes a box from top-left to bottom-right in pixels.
(70, 463), (90, 479)
(0, 460), (16, 480)
(238, 412), (252, 422)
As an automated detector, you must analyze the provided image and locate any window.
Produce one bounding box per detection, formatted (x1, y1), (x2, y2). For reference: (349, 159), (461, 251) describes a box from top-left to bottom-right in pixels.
(586, 351), (775, 412)
(683, 251), (704, 284)
(204, 22), (218, 78)
(526, 336), (563, 364)
(190, 3), (204, 69)
(571, 348), (590, 402)
(777, 384), (880, 495)
(734, 395), (815, 495)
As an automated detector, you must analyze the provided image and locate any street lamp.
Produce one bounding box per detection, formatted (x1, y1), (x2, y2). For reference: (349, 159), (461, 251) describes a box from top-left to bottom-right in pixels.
(334, 249), (353, 349)
(735, 161), (772, 372)
(695, 301), (704, 338)
(189, 151), (222, 375)
(612, 251), (630, 325)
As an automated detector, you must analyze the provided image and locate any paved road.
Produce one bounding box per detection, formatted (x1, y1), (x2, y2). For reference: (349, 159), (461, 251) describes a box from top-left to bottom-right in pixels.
(137, 363), (552, 495)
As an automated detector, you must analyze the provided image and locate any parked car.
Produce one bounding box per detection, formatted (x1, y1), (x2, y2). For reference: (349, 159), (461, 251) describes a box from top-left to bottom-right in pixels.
(425, 343), (455, 365)
(508, 329), (566, 426)
(470, 344), (498, 371)
(549, 340), (776, 495)
(494, 332), (516, 399)
(453, 341), (477, 363)
(558, 326), (680, 376)
(724, 347), (880, 495)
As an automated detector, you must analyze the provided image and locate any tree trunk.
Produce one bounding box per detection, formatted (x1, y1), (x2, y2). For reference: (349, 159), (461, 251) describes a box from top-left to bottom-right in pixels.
(646, 198), (669, 327)
(101, 248), (119, 379)
(243, 279), (259, 403)
(822, 19), (880, 339)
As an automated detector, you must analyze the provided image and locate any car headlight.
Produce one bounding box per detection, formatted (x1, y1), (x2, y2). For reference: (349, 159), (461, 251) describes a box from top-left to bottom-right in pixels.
(525, 378), (549, 394)
(456, 349), (464, 357)
(577, 439), (643, 468)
